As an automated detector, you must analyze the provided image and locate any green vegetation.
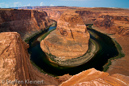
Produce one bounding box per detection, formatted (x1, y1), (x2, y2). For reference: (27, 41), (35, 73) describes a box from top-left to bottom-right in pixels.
(86, 24), (125, 72)
(24, 30), (47, 43)
(39, 28), (56, 41)
(103, 39), (125, 72)
(24, 26), (51, 43)
(24, 30), (42, 43)
(87, 24), (93, 29)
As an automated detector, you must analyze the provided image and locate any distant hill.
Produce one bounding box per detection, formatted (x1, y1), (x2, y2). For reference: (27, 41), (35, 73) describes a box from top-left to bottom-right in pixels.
(11, 6), (68, 9)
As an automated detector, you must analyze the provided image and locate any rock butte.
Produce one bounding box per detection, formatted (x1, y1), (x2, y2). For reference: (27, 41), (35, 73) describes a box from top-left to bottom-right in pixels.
(40, 12), (90, 59)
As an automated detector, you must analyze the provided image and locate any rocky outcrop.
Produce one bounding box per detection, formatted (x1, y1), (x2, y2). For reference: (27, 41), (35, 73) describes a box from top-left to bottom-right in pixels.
(41, 12), (90, 60)
(76, 10), (100, 24)
(60, 68), (129, 86)
(94, 15), (129, 36)
(0, 9), (52, 40)
(58, 74), (72, 84)
(0, 32), (58, 86)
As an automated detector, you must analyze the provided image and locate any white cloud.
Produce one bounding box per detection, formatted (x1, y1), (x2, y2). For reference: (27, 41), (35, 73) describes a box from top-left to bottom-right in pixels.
(27, 3), (31, 6)
(0, 3), (9, 8)
(50, 4), (54, 6)
(13, 2), (22, 7)
(40, 2), (44, 6)
(0, 2), (31, 8)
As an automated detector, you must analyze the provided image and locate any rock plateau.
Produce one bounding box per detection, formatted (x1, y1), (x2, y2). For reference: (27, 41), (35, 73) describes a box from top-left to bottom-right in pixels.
(41, 12), (90, 60)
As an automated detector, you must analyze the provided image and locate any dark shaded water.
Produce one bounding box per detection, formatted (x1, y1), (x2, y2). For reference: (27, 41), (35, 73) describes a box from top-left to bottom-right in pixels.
(28, 26), (119, 76)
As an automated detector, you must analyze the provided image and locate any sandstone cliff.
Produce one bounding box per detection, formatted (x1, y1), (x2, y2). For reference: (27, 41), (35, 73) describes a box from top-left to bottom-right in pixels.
(0, 9), (52, 40)
(75, 10), (100, 24)
(94, 14), (129, 36)
(60, 68), (129, 86)
(42, 9), (63, 21)
(41, 12), (90, 60)
(35, 7), (74, 21)
(0, 32), (58, 86)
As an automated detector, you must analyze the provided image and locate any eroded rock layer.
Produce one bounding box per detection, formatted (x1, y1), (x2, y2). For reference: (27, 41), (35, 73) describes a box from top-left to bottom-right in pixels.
(41, 12), (90, 60)
(0, 32), (58, 86)
(60, 68), (129, 86)
(0, 9), (52, 39)
(94, 14), (129, 36)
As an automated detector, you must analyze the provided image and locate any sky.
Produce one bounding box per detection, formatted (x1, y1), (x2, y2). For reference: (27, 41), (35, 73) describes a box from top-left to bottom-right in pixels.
(0, 0), (129, 8)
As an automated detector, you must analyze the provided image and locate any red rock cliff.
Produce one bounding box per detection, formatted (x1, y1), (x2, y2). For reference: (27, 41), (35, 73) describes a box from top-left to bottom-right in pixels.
(0, 32), (59, 86)
(94, 14), (129, 36)
(0, 9), (52, 39)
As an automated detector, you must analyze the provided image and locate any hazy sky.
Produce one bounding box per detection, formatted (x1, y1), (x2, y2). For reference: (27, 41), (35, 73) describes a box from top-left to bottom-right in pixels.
(0, 0), (129, 8)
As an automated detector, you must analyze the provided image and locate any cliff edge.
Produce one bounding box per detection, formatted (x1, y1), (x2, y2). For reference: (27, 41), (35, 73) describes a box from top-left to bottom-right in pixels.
(0, 32), (58, 86)
(60, 68), (129, 86)
(0, 9), (53, 40)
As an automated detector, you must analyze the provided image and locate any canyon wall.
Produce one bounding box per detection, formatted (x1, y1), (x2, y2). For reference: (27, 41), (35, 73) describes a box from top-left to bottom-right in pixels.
(0, 9), (53, 40)
(94, 14), (129, 36)
(0, 32), (59, 86)
(75, 10), (100, 24)
(33, 6), (129, 37)
(41, 9), (64, 21)
(35, 7), (74, 21)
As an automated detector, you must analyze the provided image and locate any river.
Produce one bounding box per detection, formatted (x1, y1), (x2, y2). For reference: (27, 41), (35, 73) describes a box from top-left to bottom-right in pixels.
(27, 25), (120, 76)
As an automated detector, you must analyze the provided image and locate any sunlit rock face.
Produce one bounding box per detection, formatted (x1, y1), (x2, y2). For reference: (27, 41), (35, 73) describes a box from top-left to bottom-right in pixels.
(56, 12), (89, 42)
(41, 12), (90, 60)
(0, 32), (58, 86)
(60, 68), (129, 86)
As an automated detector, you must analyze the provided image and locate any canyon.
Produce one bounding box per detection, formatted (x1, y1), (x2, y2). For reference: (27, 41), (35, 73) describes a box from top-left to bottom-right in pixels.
(0, 32), (129, 86)
(35, 6), (129, 76)
(0, 7), (129, 86)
